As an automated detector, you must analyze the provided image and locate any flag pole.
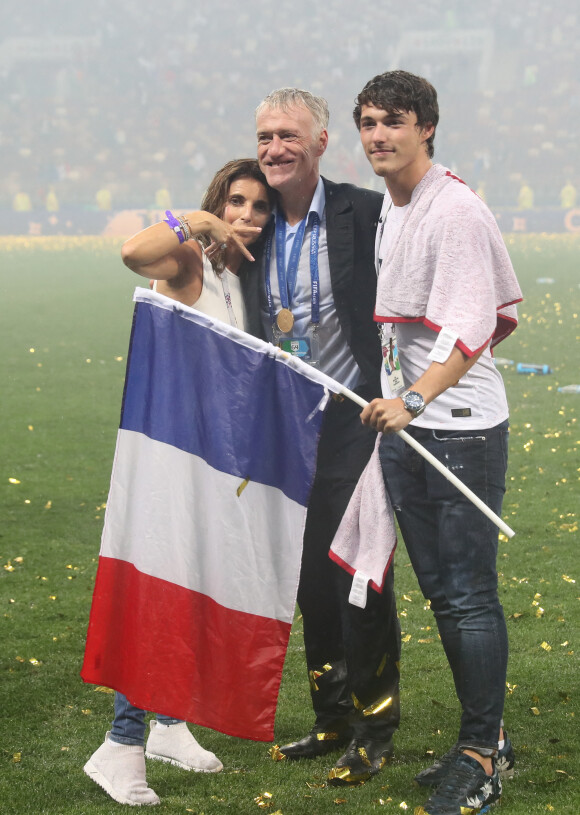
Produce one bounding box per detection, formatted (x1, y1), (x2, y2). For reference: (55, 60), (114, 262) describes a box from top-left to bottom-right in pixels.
(338, 386), (515, 539)
(270, 344), (514, 539)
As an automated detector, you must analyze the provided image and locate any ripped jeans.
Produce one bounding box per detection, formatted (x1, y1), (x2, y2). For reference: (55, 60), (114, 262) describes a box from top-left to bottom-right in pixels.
(378, 420), (509, 756)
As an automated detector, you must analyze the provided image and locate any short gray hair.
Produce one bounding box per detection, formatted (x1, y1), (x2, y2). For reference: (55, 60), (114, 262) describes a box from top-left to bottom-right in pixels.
(255, 88), (329, 136)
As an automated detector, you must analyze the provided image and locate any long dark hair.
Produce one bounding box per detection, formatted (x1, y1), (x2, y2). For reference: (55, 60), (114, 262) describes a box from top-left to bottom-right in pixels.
(197, 159), (274, 271)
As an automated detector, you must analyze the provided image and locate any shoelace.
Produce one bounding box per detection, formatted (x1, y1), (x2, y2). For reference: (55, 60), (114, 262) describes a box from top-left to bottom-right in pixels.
(430, 759), (489, 802)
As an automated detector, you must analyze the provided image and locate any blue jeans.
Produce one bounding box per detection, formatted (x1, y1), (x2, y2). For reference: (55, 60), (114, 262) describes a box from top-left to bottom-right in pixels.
(110, 692), (183, 746)
(379, 420), (509, 756)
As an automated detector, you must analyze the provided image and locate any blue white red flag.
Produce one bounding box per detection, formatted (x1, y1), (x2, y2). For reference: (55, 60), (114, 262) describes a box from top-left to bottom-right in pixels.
(81, 288), (336, 741)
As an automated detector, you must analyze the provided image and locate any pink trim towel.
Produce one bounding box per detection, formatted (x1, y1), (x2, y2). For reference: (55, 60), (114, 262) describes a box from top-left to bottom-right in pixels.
(375, 164), (522, 355)
(329, 435), (397, 594)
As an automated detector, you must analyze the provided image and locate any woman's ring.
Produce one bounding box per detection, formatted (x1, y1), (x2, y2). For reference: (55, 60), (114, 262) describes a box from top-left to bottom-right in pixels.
(220, 242), (227, 250)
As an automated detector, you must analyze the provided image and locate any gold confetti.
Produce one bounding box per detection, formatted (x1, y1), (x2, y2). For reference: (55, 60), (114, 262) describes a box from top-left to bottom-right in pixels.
(531, 706), (541, 716)
(399, 804), (408, 810)
(269, 745), (286, 761)
(541, 642), (552, 651)
(402, 594), (412, 602)
(237, 478), (250, 497)
(562, 575), (576, 584)
(13, 753), (21, 763)
(44, 501), (52, 509)
(254, 792), (273, 808)
(8, 477), (21, 484)
(81, 709), (92, 715)
(418, 638), (434, 644)
(402, 634), (412, 643)
(333, 800), (347, 805)
(94, 686), (115, 694)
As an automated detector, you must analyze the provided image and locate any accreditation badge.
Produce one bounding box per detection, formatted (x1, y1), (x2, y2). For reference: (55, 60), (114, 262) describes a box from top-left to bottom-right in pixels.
(279, 336), (312, 361)
(381, 327), (405, 392)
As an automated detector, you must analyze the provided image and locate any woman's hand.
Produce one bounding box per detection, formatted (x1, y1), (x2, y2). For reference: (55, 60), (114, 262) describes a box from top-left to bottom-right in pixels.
(203, 215), (262, 263)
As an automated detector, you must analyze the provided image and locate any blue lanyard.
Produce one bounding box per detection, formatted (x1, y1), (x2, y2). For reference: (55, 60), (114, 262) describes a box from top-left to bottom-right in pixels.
(264, 211), (321, 328)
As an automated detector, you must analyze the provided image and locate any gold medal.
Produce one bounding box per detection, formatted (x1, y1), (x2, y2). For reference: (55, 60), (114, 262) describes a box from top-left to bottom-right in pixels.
(276, 308), (294, 333)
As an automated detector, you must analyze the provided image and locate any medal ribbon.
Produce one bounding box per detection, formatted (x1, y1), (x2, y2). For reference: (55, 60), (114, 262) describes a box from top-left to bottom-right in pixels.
(264, 211), (321, 328)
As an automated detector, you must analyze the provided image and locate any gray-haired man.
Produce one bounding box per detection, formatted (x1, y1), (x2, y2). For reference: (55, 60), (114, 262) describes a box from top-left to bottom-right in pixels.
(245, 88), (401, 786)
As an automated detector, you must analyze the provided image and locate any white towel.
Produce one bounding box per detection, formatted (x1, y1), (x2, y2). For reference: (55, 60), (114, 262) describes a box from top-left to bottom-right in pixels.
(375, 164), (522, 355)
(329, 435), (397, 594)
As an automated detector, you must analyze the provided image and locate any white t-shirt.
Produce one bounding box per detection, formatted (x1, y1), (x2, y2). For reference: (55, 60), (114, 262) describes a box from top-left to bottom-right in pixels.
(377, 197), (509, 430)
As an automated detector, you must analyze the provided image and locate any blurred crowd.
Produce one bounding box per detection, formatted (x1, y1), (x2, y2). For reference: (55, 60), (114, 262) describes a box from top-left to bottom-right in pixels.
(1, 0), (579, 212)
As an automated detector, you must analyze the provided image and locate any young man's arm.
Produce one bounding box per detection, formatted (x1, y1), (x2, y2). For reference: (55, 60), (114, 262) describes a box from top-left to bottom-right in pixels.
(361, 345), (485, 433)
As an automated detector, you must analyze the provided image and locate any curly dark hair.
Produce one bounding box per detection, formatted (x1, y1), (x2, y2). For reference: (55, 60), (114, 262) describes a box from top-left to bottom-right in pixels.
(353, 70), (439, 159)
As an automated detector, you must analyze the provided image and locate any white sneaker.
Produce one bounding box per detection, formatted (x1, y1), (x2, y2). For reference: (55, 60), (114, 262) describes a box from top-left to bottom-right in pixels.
(145, 721), (223, 773)
(84, 732), (160, 806)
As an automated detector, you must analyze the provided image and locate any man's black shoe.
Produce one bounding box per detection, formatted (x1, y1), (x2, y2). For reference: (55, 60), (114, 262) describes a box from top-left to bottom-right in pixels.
(415, 732), (515, 788)
(327, 737), (394, 786)
(271, 727), (350, 760)
(416, 753), (501, 814)
(415, 743), (462, 787)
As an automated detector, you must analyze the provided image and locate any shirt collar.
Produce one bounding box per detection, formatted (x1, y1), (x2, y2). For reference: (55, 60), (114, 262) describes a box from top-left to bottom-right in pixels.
(275, 176), (326, 229)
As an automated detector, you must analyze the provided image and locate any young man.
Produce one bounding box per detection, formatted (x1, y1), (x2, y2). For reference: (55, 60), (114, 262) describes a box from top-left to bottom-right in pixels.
(251, 88), (401, 786)
(354, 70), (522, 814)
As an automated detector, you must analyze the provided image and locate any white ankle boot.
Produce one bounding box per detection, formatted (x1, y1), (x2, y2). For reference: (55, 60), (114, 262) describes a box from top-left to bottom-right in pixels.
(84, 732), (160, 806)
(145, 721), (223, 773)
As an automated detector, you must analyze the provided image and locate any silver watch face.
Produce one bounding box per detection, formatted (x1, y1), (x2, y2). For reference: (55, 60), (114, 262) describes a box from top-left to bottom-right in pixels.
(403, 391), (424, 414)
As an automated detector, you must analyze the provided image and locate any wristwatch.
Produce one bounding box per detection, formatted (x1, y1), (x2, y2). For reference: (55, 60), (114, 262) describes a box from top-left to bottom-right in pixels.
(400, 390), (426, 418)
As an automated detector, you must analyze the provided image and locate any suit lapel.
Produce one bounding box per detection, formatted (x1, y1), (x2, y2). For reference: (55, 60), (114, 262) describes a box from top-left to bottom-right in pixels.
(323, 177), (354, 321)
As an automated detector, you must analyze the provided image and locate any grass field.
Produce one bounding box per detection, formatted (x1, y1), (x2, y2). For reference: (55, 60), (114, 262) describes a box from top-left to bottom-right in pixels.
(0, 235), (578, 814)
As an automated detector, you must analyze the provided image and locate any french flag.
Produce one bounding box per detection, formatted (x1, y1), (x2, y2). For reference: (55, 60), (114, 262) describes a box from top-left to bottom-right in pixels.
(81, 288), (334, 741)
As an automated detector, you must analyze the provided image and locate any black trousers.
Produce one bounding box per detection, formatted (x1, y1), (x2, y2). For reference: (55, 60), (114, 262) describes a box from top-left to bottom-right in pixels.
(296, 389), (401, 740)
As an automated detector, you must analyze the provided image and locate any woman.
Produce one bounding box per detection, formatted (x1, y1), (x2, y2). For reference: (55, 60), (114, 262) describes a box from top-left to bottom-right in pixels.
(84, 159), (273, 807)
(123, 158), (274, 329)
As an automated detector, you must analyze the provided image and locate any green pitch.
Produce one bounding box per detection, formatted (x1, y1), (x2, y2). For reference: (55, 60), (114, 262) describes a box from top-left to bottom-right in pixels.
(0, 235), (577, 814)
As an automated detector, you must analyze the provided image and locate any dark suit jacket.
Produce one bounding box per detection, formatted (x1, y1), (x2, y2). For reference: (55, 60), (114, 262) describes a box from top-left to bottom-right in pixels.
(240, 176), (383, 397)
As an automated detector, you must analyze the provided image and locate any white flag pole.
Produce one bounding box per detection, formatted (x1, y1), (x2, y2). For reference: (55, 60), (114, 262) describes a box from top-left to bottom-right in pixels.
(338, 386), (515, 539)
(269, 344), (515, 539)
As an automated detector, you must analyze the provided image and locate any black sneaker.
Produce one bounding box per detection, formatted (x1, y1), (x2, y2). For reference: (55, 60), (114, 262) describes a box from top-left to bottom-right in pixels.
(416, 754), (502, 815)
(495, 730), (515, 780)
(415, 742), (462, 787)
(415, 732), (515, 788)
(327, 737), (393, 786)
